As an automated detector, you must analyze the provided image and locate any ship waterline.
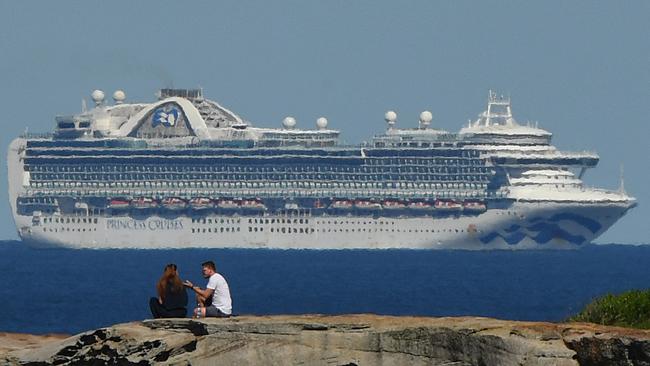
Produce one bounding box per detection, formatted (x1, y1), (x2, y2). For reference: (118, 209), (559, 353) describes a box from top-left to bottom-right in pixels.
(7, 89), (636, 249)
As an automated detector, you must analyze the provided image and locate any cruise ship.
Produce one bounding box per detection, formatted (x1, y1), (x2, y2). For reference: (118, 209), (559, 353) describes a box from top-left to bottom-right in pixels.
(7, 89), (636, 249)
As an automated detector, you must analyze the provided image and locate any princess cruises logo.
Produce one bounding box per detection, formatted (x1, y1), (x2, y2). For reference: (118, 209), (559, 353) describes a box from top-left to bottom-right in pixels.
(152, 105), (180, 127)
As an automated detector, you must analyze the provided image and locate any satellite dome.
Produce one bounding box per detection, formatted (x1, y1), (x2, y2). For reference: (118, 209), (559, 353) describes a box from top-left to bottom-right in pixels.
(384, 110), (397, 123)
(282, 116), (297, 129)
(419, 111), (433, 123)
(91, 90), (105, 105)
(112, 90), (126, 104)
(316, 117), (328, 130)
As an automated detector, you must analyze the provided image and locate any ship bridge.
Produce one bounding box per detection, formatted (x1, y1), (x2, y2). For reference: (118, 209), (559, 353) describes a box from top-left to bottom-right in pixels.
(459, 91), (552, 146)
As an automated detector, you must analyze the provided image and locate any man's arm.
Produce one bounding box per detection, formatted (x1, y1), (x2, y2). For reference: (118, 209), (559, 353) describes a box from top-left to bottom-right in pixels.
(192, 286), (214, 304)
(183, 281), (214, 305)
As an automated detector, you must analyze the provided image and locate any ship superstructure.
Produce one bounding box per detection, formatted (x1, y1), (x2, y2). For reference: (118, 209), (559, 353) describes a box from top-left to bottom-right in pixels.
(7, 89), (636, 249)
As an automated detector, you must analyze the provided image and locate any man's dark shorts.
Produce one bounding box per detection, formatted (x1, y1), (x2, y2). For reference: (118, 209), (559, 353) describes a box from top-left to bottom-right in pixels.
(205, 306), (231, 318)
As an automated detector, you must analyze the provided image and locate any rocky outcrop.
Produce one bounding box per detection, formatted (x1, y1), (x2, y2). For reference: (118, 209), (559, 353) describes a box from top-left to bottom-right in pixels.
(3, 315), (650, 365)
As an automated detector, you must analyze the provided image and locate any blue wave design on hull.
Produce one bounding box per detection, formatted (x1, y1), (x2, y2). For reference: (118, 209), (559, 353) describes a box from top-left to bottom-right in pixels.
(480, 213), (596, 246)
(528, 213), (601, 233)
(548, 213), (601, 233)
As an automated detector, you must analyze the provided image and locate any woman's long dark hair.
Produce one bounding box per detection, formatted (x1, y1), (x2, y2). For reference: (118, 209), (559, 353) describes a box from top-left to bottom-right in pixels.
(156, 264), (183, 301)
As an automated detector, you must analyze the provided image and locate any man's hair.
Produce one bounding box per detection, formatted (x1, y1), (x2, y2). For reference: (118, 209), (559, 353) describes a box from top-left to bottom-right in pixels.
(201, 261), (216, 271)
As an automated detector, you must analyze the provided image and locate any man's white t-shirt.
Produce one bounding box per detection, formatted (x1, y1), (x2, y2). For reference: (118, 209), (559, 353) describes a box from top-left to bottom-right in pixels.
(206, 273), (232, 315)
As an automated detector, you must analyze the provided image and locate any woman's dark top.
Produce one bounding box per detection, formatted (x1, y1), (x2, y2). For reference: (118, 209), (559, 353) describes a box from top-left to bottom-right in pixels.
(162, 281), (188, 310)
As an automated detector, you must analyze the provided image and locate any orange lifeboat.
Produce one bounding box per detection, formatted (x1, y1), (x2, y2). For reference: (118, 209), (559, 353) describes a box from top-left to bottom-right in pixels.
(217, 199), (239, 209)
(463, 200), (487, 213)
(189, 197), (214, 210)
(108, 198), (130, 209)
(434, 199), (462, 211)
(382, 200), (407, 210)
(161, 197), (187, 210)
(241, 199), (266, 210)
(408, 201), (434, 210)
(131, 197), (157, 209)
(329, 200), (353, 210)
(354, 200), (382, 210)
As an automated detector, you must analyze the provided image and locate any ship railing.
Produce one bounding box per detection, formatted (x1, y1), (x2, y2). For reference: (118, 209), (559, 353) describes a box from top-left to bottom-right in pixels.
(24, 187), (510, 200)
(20, 132), (54, 139)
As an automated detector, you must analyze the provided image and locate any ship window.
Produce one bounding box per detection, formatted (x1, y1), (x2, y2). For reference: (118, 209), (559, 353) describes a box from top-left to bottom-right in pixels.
(57, 121), (75, 129)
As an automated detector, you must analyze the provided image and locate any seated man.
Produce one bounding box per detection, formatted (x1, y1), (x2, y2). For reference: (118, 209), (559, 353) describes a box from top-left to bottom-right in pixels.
(184, 260), (232, 318)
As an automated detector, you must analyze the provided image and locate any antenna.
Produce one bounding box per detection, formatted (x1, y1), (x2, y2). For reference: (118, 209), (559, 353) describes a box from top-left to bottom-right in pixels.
(82, 99), (87, 113)
(619, 164), (626, 195)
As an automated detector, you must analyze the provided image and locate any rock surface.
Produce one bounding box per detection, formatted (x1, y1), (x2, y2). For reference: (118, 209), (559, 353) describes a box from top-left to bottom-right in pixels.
(3, 315), (650, 365)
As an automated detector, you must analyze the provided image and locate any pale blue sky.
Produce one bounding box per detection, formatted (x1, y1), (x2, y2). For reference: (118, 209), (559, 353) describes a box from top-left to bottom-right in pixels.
(0, 1), (648, 243)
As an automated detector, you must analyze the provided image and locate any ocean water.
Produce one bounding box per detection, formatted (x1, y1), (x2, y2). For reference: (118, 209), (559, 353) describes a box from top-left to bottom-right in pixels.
(0, 240), (649, 335)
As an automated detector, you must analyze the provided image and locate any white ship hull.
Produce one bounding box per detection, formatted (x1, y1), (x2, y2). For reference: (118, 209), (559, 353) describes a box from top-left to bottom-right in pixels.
(11, 202), (633, 250)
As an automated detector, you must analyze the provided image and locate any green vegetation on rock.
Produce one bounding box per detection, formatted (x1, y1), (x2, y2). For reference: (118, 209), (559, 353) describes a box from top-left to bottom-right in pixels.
(570, 289), (650, 329)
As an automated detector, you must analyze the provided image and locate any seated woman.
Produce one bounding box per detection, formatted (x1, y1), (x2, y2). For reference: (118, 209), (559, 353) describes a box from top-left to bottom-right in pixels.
(149, 263), (188, 318)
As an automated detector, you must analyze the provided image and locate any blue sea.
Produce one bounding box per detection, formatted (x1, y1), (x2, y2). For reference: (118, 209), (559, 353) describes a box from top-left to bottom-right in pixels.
(1, 240), (649, 335)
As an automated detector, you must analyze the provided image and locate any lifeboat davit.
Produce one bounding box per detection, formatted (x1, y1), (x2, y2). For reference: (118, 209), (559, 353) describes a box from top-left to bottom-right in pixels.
(190, 197), (214, 210)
